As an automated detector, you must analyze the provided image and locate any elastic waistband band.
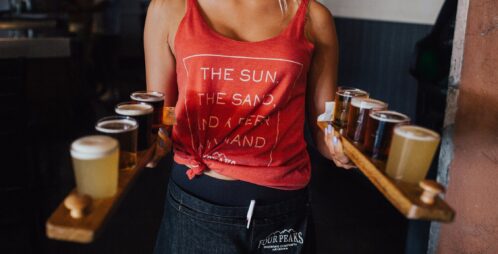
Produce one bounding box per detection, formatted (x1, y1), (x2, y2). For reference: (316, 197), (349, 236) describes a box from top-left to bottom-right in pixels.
(171, 162), (308, 206)
(167, 179), (308, 219)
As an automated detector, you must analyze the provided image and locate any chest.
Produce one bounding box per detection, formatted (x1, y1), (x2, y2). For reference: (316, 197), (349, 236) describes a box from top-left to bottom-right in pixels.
(196, 0), (298, 42)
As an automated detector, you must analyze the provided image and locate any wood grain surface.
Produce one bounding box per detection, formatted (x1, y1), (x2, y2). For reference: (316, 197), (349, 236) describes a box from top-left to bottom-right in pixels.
(319, 120), (455, 222)
(46, 147), (155, 243)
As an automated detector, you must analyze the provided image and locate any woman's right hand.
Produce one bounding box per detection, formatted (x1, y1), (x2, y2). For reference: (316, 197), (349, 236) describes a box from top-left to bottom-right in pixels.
(323, 124), (356, 169)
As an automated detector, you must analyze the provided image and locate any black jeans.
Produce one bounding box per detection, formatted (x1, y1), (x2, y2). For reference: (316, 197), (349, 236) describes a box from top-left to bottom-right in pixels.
(154, 180), (314, 254)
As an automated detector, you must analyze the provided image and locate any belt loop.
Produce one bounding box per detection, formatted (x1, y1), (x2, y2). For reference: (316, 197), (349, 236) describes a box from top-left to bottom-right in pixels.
(246, 200), (256, 229)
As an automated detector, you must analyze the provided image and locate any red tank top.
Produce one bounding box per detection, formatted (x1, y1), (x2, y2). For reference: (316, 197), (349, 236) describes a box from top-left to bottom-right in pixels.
(172, 0), (314, 190)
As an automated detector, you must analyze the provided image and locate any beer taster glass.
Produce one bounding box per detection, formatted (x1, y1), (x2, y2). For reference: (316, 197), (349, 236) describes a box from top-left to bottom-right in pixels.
(346, 98), (388, 143)
(363, 110), (410, 160)
(386, 125), (441, 184)
(332, 87), (369, 128)
(96, 116), (138, 170)
(162, 106), (177, 126)
(130, 91), (164, 132)
(70, 135), (119, 199)
(115, 101), (154, 151)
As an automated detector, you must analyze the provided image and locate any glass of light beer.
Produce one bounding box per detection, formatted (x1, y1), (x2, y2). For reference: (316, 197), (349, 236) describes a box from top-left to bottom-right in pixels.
(115, 101), (154, 151)
(386, 125), (440, 184)
(332, 87), (369, 128)
(363, 110), (410, 160)
(131, 91), (164, 132)
(346, 98), (388, 143)
(96, 116), (138, 170)
(70, 135), (119, 199)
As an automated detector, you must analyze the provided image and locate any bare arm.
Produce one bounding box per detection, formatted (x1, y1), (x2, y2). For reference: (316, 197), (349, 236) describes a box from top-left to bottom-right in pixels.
(306, 2), (354, 169)
(306, 2), (339, 160)
(143, 0), (185, 166)
(144, 0), (184, 107)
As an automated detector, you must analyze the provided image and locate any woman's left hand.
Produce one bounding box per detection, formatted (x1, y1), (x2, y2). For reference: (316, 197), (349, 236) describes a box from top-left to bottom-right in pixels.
(146, 127), (172, 168)
(323, 124), (356, 169)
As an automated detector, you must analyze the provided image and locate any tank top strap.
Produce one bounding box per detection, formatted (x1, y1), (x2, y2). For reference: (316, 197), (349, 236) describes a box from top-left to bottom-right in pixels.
(183, 0), (196, 17)
(187, 0), (210, 23)
(176, 0), (208, 39)
(282, 0), (310, 40)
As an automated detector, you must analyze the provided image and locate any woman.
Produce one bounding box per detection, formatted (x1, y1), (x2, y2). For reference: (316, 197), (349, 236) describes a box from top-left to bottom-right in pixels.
(144, 0), (354, 253)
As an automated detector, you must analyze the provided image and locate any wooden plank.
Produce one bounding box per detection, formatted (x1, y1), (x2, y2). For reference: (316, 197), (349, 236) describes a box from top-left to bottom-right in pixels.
(46, 147), (155, 243)
(320, 121), (455, 222)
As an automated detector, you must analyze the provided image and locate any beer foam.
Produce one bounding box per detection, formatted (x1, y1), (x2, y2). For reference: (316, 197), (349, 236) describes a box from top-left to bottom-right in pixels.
(351, 98), (387, 109)
(369, 110), (410, 123)
(115, 103), (153, 116)
(131, 91), (164, 102)
(337, 88), (369, 98)
(394, 125), (440, 141)
(96, 119), (138, 133)
(71, 135), (118, 160)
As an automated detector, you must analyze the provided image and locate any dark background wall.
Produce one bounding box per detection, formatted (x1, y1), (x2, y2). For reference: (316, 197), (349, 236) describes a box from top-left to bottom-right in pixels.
(334, 18), (432, 119)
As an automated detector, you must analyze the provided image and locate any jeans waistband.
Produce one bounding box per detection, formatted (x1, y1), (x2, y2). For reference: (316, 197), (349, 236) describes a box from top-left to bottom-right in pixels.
(167, 179), (309, 219)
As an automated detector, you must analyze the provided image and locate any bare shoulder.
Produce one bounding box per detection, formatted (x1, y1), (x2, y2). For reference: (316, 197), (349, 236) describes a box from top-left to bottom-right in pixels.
(307, 1), (337, 43)
(148, 0), (185, 13)
(146, 0), (186, 30)
(145, 0), (186, 47)
(308, 1), (334, 26)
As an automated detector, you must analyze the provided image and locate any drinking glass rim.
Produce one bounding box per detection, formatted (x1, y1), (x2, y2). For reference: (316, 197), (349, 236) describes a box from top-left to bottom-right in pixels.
(130, 90), (165, 102)
(71, 135), (119, 160)
(336, 87), (369, 97)
(95, 115), (139, 133)
(115, 101), (153, 115)
(394, 125), (440, 141)
(369, 110), (410, 123)
(351, 97), (388, 109)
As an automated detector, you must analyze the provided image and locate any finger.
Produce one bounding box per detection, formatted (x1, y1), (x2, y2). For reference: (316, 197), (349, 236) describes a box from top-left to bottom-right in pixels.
(332, 134), (352, 164)
(332, 158), (344, 168)
(342, 164), (356, 170)
(332, 134), (344, 155)
(327, 131), (341, 157)
(146, 159), (159, 168)
(337, 153), (350, 164)
(146, 150), (161, 168)
(326, 124), (333, 137)
(324, 125), (337, 156)
(333, 158), (356, 170)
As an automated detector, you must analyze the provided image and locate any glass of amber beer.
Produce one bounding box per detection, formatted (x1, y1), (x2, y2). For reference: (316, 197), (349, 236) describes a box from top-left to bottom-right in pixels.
(386, 125), (440, 184)
(162, 106), (177, 126)
(363, 110), (410, 160)
(70, 135), (119, 199)
(332, 87), (369, 128)
(96, 116), (138, 170)
(346, 98), (388, 143)
(115, 101), (154, 151)
(131, 91), (164, 132)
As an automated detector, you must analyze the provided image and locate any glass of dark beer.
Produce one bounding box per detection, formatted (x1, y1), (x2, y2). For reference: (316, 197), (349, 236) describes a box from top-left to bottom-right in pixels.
(346, 98), (388, 144)
(332, 87), (369, 128)
(115, 101), (154, 151)
(95, 116), (138, 170)
(363, 110), (410, 160)
(130, 91), (164, 132)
